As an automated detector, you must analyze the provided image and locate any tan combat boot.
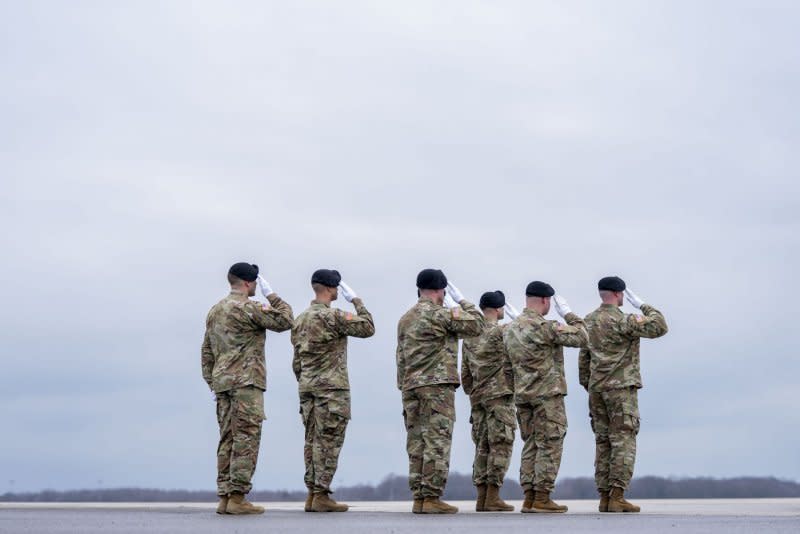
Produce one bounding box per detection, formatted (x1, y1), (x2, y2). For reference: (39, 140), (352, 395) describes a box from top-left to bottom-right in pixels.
(475, 484), (487, 512)
(304, 490), (314, 512)
(520, 489), (535, 513)
(531, 490), (568, 513)
(311, 492), (349, 512)
(412, 498), (424, 514)
(421, 497), (458, 514)
(484, 485), (514, 512)
(226, 492), (265, 515)
(608, 487), (640, 513)
(216, 495), (229, 515)
(598, 490), (609, 512)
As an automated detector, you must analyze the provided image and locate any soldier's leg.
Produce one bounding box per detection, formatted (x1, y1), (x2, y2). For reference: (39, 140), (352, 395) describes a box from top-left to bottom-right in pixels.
(486, 397), (515, 487)
(402, 390), (424, 499)
(312, 391), (351, 493)
(215, 391), (233, 497)
(516, 403), (536, 492)
(531, 395), (567, 493)
(589, 392), (611, 494)
(606, 388), (639, 490)
(483, 396), (515, 512)
(471, 403), (489, 487)
(299, 393), (315, 492)
(419, 386), (455, 498)
(228, 386), (265, 495)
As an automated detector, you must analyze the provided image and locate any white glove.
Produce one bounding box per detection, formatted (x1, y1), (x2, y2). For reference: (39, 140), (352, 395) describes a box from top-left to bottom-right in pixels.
(446, 282), (465, 303)
(257, 275), (274, 298)
(339, 281), (358, 303)
(443, 293), (459, 309)
(504, 303), (520, 320)
(625, 289), (645, 309)
(553, 295), (572, 318)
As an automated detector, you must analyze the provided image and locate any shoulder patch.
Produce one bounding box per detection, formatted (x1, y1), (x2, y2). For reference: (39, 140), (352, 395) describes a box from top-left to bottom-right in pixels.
(261, 303), (270, 312)
(635, 315), (644, 323)
(345, 312), (354, 321)
(451, 307), (461, 319)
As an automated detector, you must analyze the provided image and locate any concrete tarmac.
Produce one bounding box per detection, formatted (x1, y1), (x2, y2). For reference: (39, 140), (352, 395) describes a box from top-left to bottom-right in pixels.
(1, 499), (799, 533)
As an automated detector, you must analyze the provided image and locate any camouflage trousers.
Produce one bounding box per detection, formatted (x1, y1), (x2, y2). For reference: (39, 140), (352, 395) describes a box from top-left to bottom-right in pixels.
(216, 386), (265, 496)
(589, 387), (640, 491)
(470, 395), (515, 487)
(300, 389), (351, 493)
(402, 385), (456, 499)
(516, 395), (567, 493)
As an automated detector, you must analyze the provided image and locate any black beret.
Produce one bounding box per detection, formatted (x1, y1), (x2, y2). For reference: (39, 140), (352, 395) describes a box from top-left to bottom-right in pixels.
(479, 290), (506, 309)
(416, 268), (448, 290)
(311, 269), (341, 288)
(228, 262), (259, 282)
(598, 276), (626, 292)
(525, 281), (555, 297)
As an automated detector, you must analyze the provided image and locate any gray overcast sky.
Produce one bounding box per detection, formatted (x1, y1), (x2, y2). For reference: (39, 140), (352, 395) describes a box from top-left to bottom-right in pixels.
(2, 1), (798, 492)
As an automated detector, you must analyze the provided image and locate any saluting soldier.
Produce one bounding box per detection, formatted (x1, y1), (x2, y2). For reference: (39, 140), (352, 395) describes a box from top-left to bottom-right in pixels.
(396, 269), (484, 514)
(291, 269), (375, 512)
(201, 262), (294, 515)
(579, 276), (668, 513)
(504, 281), (587, 513)
(461, 290), (516, 512)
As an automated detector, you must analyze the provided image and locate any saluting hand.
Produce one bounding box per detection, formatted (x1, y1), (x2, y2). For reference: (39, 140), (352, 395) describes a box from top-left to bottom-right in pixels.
(553, 295), (572, 318)
(624, 289), (645, 309)
(339, 281), (358, 303)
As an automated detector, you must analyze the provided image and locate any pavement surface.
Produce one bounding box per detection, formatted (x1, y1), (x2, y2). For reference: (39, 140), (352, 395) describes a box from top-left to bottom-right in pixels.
(1, 499), (799, 533)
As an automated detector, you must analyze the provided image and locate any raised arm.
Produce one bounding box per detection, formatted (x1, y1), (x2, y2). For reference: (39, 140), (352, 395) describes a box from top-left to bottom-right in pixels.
(551, 313), (589, 348)
(334, 298), (375, 338)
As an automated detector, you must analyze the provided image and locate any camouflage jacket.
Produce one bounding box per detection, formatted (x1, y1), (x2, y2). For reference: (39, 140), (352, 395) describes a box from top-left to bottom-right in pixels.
(201, 290), (294, 393)
(579, 303), (668, 392)
(291, 299), (375, 393)
(396, 297), (484, 391)
(461, 319), (514, 403)
(503, 308), (588, 402)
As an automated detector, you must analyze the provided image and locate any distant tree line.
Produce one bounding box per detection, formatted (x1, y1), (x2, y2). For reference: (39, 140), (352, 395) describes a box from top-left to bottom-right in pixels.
(2, 474), (799, 502)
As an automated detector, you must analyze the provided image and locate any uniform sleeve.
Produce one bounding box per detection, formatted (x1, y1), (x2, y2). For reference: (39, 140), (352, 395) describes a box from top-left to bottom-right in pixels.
(201, 327), (214, 388)
(246, 295), (294, 332)
(289, 326), (301, 381)
(622, 304), (668, 339)
(502, 344), (515, 393)
(395, 324), (406, 391)
(551, 313), (589, 348)
(578, 347), (591, 390)
(333, 300), (376, 338)
(440, 301), (484, 338)
(460, 344), (474, 395)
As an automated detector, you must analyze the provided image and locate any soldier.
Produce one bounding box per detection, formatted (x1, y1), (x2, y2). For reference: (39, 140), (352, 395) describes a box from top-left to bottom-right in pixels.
(291, 269), (375, 513)
(201, 262), (294, 515)
(504, 281), (588, 513)
(579, 276), (668, 513)
(461, 290), (516, 512)
(396, 269), (484, 514)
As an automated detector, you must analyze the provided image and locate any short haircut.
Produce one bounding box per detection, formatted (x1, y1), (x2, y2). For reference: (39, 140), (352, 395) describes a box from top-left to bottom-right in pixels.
(228, 273), (244, 286)
(312, 282), (328, 293)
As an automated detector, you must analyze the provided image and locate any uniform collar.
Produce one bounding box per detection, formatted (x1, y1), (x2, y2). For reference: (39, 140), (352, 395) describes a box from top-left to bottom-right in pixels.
(522, 308), (544, 320)
(229, 289), (249, 300)
(311, 300), (331, 308)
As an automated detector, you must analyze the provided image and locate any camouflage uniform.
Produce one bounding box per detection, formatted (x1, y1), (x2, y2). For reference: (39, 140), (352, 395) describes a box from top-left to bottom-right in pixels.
(201, 290), (293, 496)
(461, 319), (515, 487)
(503, 309), (588, 493)
(396, 297), (484, 498)
(291, 299), (375, 494)
(579, 304), (668, 492)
